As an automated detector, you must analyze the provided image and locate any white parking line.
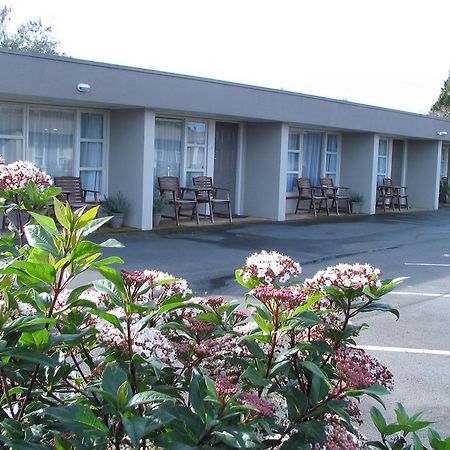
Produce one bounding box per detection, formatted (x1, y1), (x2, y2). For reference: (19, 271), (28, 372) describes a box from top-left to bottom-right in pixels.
(360, 345), (450, 356)
(390, 291), (450, 297)
(404, 262), (450, 267)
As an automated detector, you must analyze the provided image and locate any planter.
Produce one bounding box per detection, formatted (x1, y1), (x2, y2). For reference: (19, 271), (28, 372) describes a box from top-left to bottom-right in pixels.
(109, 213), (124, 229)
(153, 213), (162, 227)
(352, 202), (362, 214)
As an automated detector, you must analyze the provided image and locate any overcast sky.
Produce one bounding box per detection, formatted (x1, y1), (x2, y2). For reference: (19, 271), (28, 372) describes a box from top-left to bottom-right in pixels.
(5, 0), (450, 114)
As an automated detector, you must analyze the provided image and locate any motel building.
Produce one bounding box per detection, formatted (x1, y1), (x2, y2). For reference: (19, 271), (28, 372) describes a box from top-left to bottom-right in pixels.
(0, 49), (449, 230)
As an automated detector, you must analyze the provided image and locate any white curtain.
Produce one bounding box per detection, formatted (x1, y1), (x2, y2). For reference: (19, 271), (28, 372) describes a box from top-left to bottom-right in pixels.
(154, 119), (182, 181)
(0, 106), (24, 162)
(302, 132), (323, 185)
(28, 109), (75, 176)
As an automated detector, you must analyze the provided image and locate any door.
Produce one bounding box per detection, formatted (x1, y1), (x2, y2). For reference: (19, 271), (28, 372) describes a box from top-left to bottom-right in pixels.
(214, 122), (238, 214)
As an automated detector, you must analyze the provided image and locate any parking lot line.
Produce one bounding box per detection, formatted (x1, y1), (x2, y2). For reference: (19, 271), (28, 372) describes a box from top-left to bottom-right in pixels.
(360, 345), (450, 356)
(404, 262), (450, 267)
(390, 291), (450, 297)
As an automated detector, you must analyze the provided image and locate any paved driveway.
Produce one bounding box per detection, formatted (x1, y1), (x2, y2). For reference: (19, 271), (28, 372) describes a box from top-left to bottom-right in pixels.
(86, 209), (450, 437)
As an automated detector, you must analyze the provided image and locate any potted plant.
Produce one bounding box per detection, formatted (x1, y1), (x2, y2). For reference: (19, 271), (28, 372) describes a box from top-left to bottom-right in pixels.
(153, 195), (168, 226)
(350, 192), (364, 213)
(102, 192), (130, 228)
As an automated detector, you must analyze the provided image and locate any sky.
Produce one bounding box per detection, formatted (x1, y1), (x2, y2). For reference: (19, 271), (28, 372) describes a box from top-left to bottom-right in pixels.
(4, 0), (450, 114)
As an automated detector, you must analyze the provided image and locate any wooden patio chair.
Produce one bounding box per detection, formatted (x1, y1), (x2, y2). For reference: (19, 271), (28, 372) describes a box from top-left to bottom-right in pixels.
(294, 177), (329, 216)
(192, 176), (233, 223)
(158, 176), (199, 226)
(383, 178), (409, 210)
(320, 177), (352, 214)
(54, 176), (100, 209)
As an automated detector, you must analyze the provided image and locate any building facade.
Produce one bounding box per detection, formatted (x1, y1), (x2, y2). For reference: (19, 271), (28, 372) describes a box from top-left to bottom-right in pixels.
(1, 49), (449, 229)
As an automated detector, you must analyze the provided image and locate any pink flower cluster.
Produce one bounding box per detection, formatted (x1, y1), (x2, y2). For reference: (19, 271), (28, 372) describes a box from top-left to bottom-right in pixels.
(0, 160), (52, 190)
(121, 269), (191, 304)
(305, 263), (382, 292)
(215, 375), (238, 397)
(242, 250), (302, 284)
(335, 346), (393, 390)
(314, 414), (367, 450)
(238, 392), (275, 417)
(251, 285), (308, 311)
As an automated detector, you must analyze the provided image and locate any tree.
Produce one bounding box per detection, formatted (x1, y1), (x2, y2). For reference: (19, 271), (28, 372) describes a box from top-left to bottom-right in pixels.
(430, 71), (450, 118)
(0, 5), (63, 55)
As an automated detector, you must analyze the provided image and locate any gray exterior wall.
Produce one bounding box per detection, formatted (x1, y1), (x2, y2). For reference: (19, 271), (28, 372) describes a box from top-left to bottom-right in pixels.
(109, 109), (154, 230)
(340, 133), (377, 214)
(406, 140), (441, 210)
(1, 50), (450, 142)
(244, 123), (287, 220)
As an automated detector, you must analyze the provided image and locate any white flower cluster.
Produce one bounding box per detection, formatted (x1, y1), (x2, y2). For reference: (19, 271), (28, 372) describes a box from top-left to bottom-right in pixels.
(0, 160), (53, 190)
(242, 250), (302, 284)
(0, 299), (37, 319)
(305, 263), (382, 292)
(141, 269), (191, 302)
(94, 308), (176, 364)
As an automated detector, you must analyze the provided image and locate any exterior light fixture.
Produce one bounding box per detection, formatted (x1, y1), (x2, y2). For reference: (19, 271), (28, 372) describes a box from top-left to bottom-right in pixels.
(437, 131), (448, 136)
(77, 83), (91, 93)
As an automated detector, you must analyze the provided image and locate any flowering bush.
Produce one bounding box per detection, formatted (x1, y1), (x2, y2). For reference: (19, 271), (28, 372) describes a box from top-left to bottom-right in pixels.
(0, 187), (446, 448)
(0, 157), (60, 244)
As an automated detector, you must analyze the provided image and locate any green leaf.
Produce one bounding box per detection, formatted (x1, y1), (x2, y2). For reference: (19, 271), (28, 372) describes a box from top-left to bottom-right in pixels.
(121, 416), (146, 447)
(99, 238), (124, 248)
(126, 391), (176, 408)
(96, 265), (126, 295)
(80, 216), (112, 237)
(298, 360), (330, 382)
(1, 347), (59, 367)
(24, 225), (58, 256)
(370, 406), (388, 433)
(235, 268), (260, 289)
(29, 212), (58, 235)
(53, 197), (71, 230)
(46, 405), (109, 435)
(76, 205), (100, 228)
(243, 338), (266, 359)
(19, 329), (49, 351)
(102, 363), (128, 401)
(13, 261), (56, 285)
(241, 366), (271, 387)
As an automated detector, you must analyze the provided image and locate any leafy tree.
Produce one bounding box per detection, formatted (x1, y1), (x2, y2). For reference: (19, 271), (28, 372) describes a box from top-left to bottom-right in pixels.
(0, 4), (63, 55)
(430, 71), (450, 118)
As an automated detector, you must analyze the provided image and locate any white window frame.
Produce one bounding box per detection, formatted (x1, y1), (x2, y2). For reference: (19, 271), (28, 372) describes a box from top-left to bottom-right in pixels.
(77, 110), (109, 196)
(0, 101), (109, 195)
(441, 146), (449, 178)
(286, 128), (342, 193)
(0, 102), (26, 161)
(377, 137), (393, 185)
(183, 119), (208, 186)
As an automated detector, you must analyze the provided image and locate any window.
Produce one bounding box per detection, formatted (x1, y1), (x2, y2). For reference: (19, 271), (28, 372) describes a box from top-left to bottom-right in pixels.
(441, 147), (449, 178)
(79, 112), (105, 194)
(377, 138), (390, 185)
(325, 134), (339, 183)
(185, 121), (207, 186)
(154, 118), (208, 186)
(154, 118), (183, 180)
(0, 105), (24, 162)
(28, 109), (75, 177)
(286, 129), (340, 192)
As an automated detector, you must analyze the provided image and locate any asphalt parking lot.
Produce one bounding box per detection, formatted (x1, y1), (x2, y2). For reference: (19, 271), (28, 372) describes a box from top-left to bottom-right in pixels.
(85, 208), (450, 437)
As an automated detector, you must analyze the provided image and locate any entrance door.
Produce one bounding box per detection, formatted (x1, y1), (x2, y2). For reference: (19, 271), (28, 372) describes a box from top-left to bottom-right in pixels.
(214, 122), (238, 214)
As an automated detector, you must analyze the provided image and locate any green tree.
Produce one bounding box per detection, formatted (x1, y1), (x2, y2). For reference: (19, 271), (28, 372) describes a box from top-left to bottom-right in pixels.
(0, 4), (63, 55)
(430, 71), (450, 118)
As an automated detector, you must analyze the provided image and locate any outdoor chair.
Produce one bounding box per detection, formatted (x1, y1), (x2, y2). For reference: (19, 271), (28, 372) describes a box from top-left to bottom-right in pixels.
(158, 176), (199, 226)
(192, 176), (233, 223)
(440, 177), (448, 203)
(54, 176), (100, 209)
(320, 177), (352, 214)
(383, 178), (409, 210)
(294, 177), (329, 217)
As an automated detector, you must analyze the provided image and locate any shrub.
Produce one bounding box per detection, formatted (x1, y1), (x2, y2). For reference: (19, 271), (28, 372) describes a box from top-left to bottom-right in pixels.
(0, 166), (446, 449)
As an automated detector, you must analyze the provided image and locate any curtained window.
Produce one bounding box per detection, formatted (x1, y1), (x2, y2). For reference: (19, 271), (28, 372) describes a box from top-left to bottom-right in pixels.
(0, 105), (24, 162)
